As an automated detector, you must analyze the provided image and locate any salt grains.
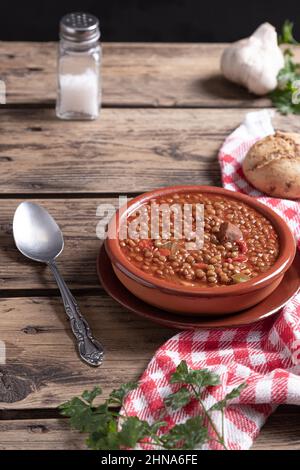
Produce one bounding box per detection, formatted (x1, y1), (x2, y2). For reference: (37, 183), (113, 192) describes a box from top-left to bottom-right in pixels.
(58, 69), (99, 117)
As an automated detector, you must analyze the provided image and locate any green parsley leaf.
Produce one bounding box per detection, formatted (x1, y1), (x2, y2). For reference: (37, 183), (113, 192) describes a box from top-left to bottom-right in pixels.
(170, 361), (220, 389)
(164, 387), (191, 410)
(209, 382), (247, 412)
(169, 360), (190, 383)
(59, 396), (110, 434)
(161, 416), (208, 450)
(278, 20), (299, 45)
(150, 420), (168, 434)
(271, 22), (300, 114)
(86, 426), (120, 450)
(186, 369), (221, 388)
(81, 386), (102, 404)
(118, 417), (151, 448)
(108, 381), (138, 406)
(270, 49), (300, 114)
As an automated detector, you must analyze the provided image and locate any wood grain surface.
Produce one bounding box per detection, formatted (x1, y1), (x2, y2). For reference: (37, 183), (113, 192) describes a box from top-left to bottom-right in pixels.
(0, 41), (298, 450)
(1, 108), (300, 194)
(1, 42), (299, 108)
(0, 296), (172, 409)
(0, 405), (299, 450)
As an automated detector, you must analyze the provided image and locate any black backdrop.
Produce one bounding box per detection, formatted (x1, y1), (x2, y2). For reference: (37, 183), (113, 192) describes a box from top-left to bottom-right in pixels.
(1, 0), (300, 42)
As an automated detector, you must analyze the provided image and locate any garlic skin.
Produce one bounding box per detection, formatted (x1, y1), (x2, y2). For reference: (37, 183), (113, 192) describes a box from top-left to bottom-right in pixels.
(221, 23), (284, 95)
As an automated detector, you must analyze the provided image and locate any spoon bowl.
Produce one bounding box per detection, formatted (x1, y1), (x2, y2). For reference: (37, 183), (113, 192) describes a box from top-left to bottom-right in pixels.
(13, 202), (64, 263)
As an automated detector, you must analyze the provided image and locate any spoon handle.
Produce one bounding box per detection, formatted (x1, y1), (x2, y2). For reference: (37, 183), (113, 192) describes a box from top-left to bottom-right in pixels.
(48, 261), (104, 367)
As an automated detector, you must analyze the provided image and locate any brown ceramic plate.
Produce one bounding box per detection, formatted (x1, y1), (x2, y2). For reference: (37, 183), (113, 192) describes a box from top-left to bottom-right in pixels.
(97, 244), (300, 329)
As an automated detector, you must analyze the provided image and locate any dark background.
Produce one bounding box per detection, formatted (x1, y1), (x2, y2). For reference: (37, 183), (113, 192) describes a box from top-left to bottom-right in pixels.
(1, 0), (300, 42)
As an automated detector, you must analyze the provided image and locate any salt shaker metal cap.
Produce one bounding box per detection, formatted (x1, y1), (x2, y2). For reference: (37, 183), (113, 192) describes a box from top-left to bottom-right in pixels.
(60, 12), (100, 43)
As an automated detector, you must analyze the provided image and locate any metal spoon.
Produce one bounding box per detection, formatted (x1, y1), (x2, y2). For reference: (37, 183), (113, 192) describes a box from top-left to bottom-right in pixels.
(13, 201), (104, 367)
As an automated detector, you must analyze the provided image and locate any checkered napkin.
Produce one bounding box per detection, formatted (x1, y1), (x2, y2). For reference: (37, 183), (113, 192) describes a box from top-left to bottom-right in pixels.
(122, 110), (300, 450)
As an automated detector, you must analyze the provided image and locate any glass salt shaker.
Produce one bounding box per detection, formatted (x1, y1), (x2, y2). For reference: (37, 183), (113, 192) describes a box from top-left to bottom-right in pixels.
(56, 12), (101, 120)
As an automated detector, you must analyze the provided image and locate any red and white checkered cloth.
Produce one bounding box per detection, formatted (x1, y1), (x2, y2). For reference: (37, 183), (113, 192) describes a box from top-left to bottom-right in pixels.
(122, 110), (300, 450)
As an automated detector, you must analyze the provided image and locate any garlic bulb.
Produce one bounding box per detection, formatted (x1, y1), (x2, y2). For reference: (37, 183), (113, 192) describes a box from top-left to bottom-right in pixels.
(220, 23), (284, 95)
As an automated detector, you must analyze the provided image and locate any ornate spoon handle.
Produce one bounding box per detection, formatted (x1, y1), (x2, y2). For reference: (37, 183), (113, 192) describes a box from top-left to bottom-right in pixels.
(48, 261), (104, 367)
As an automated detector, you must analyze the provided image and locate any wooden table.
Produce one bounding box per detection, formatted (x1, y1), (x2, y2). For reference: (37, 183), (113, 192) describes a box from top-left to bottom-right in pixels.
(0, 42), (299, 450)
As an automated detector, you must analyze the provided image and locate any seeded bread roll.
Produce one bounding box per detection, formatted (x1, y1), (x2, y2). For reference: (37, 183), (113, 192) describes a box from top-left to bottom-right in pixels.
(242, 131), (300, 199)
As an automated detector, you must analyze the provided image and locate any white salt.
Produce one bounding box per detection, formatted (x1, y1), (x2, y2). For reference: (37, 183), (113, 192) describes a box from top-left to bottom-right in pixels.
(58, 68), (99, 117)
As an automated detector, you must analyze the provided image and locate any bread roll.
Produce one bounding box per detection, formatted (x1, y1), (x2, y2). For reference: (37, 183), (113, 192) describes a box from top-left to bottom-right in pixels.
(243, 131), (300, 198)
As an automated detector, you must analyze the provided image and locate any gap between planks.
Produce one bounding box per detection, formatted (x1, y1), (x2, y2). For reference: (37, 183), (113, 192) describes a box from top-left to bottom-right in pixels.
(0, 192), (141, 199)
(0, 103), (275, 110)
(0, 406), (299, 450)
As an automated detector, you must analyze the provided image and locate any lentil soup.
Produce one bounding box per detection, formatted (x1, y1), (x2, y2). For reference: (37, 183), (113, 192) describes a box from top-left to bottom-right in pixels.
(119, 192), (279, 287)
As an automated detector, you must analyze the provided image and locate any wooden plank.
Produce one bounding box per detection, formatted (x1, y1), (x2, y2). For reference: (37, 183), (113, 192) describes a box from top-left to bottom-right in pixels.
(0, 419), (85, 450)
(0, 406), (299, 449)
(0, 198), (115, 290)
(0, 295), (173, 409)
(0, 42), (260, 107)
(252, 406), (300, 450)
(2, 42), (299, 108)
(0, 107), (224, 194)
(1, 108), (300, 194)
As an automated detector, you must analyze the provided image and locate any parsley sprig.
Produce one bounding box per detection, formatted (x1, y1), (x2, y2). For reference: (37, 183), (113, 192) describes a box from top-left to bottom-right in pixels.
(278, 20), (299, 45)
(270, 20), (300, 114)
(59, 360), (247, 450)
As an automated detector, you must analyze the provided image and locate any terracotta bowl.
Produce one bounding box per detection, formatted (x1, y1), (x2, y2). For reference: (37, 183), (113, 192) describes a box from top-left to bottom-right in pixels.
(105, 186), (296, 316)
